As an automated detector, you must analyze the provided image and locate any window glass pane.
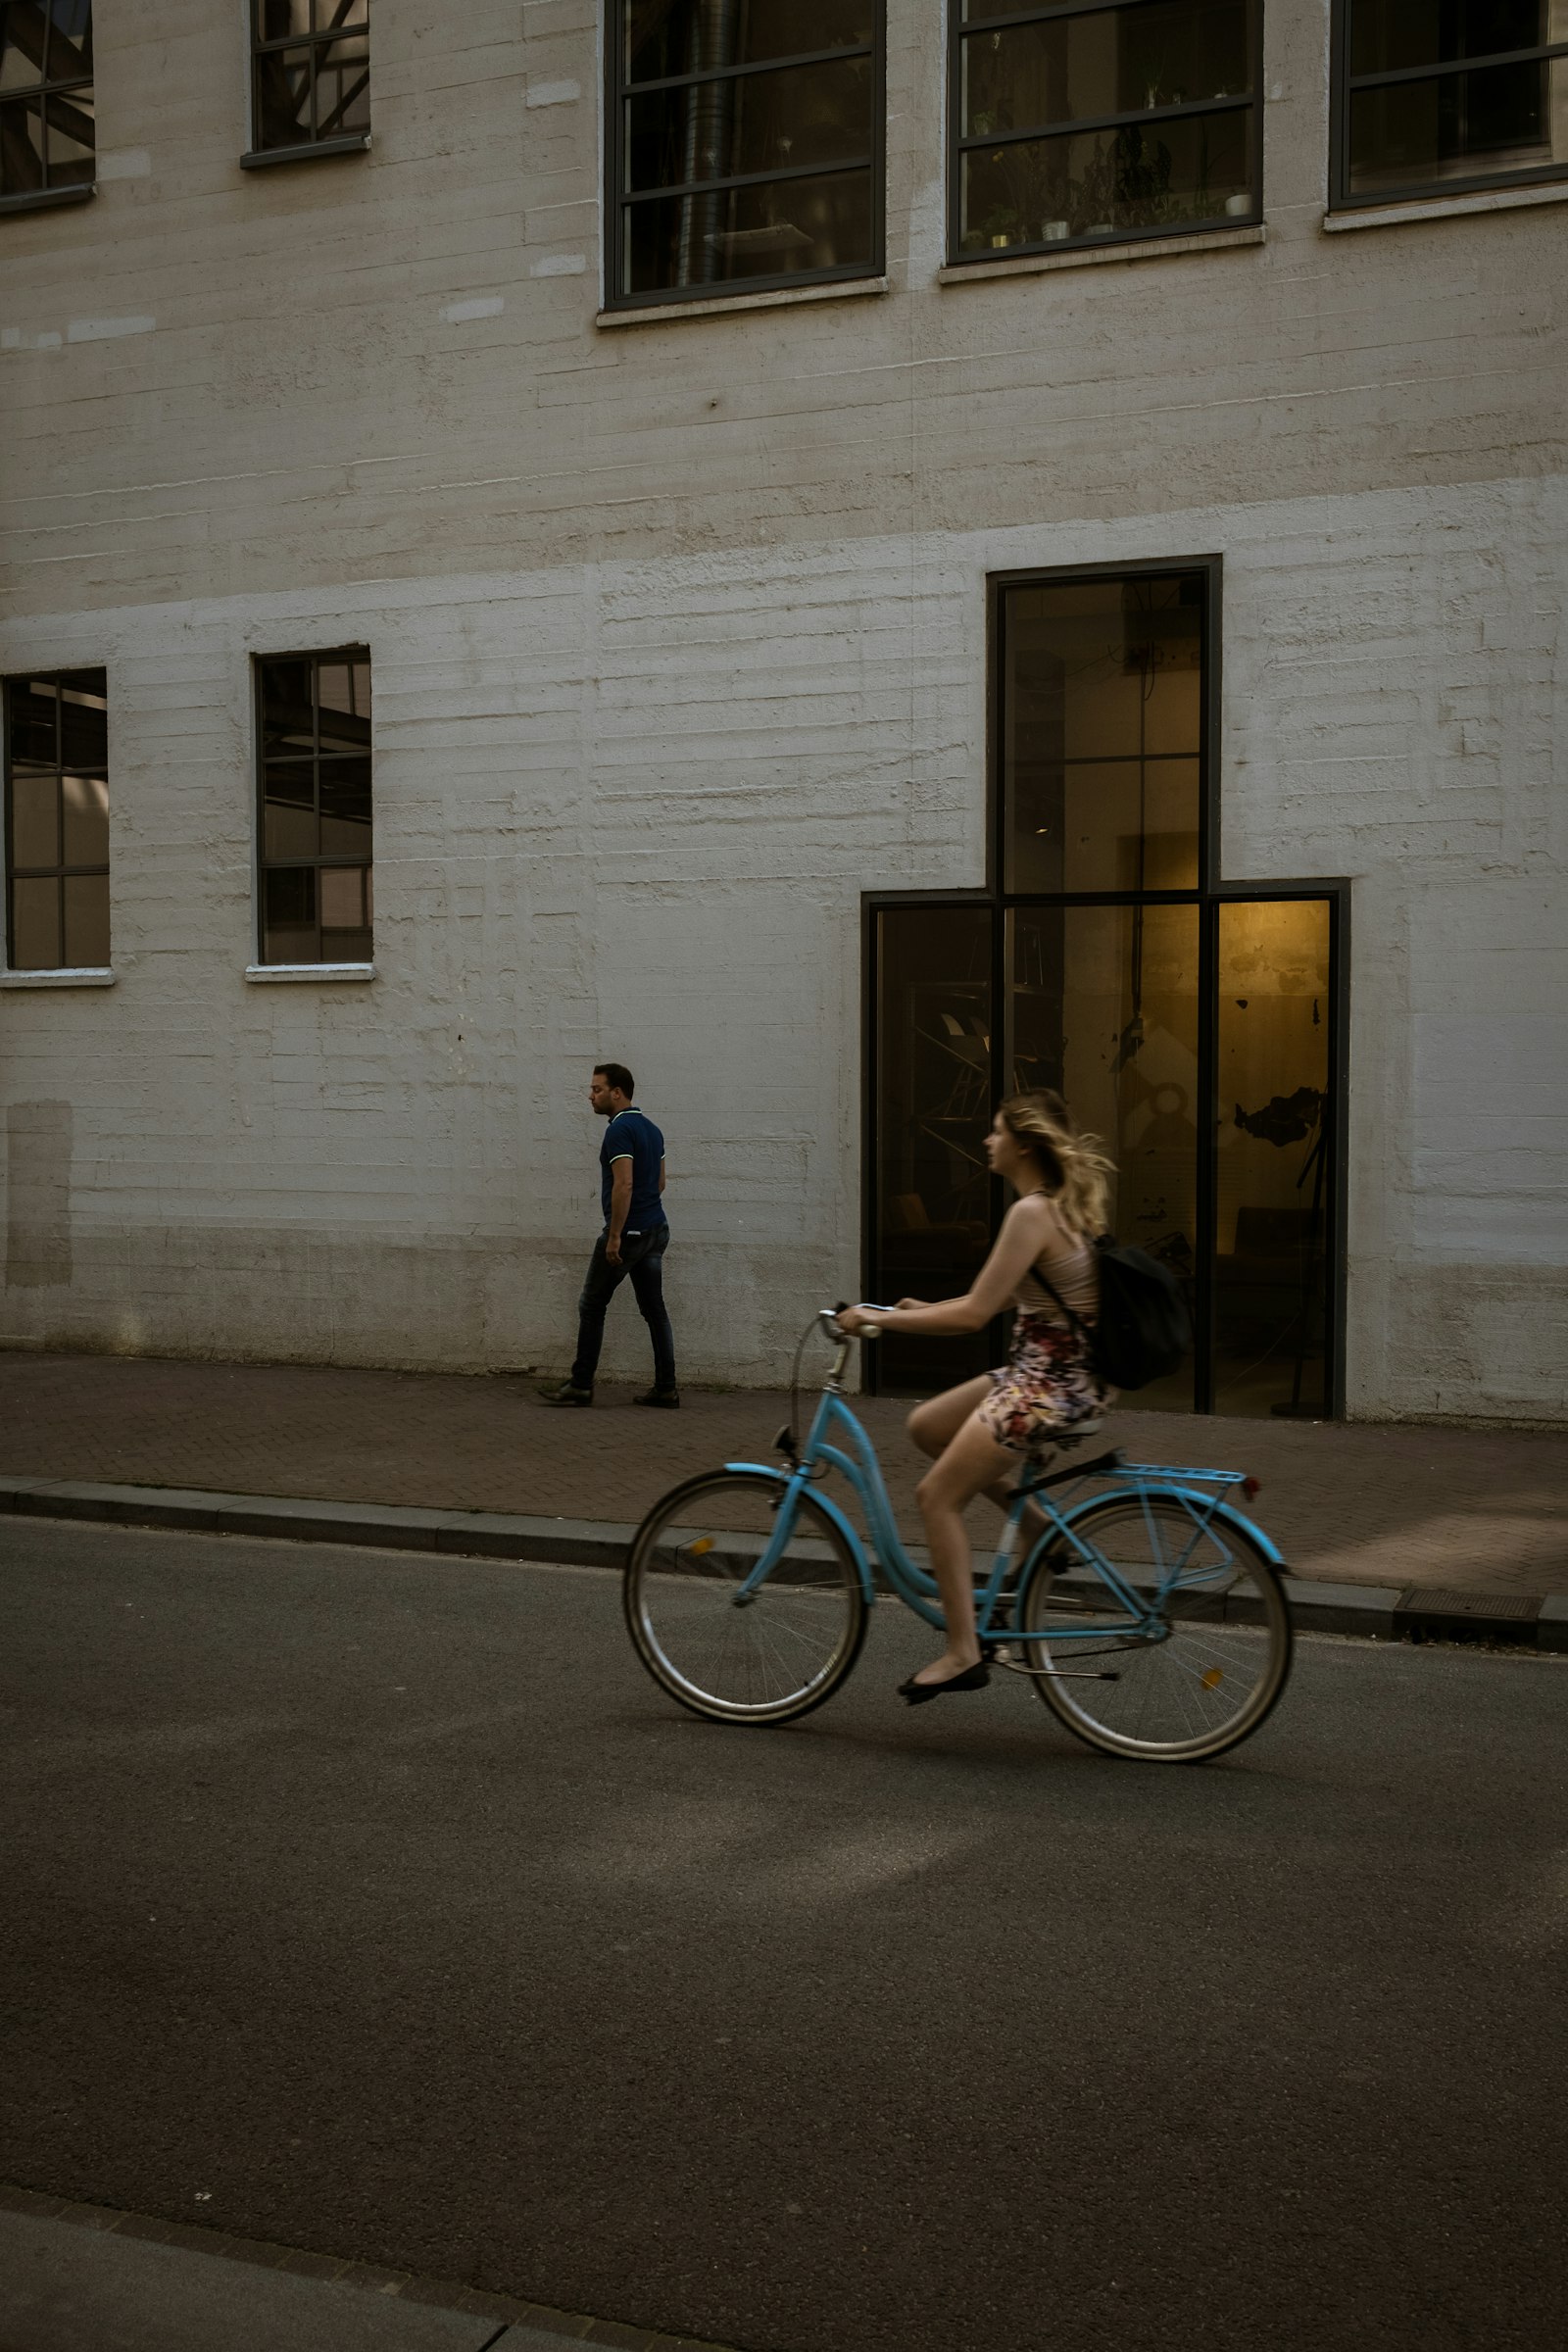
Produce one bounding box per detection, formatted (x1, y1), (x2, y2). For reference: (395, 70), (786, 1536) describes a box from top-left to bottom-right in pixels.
(8, 678), (58, 765)
(626, 56), (871, 191)
(874, 904), (995, 1394)
(318, 756), (371, 855)
(263, 865), (317, 962)
(1013, 903), (1199, 1409)
(260, 660), (316, 755)
(320, 863), (371, 960)
(57, 673), (107, 767)
(625, 0), (874, 84)
(0, 6), (49, 90)
(1348, 56), (1564, 193)
(258, 1), (314, 38)
(62, 869), (108, 966)
(0, 94), (46, 191)
(256, 43), (313, 146)
(11, 875), (61, 969)
(60, 769), (108, 866)
(9, 768), (58, 869)
(50, 0), (93, 77)
(1214, 902), (1332, 1417)
(1348, 1), (1552, 78)
(961, 2), (1252, 140)
(1004, 575), (1202, 893)
(625, 164), (871, 291)
(314, 33), (368, 136)
(318, 0), (368, 28)
(960, 106), (1252, 251)
(43, 82), (92, 181)
(316, 662), (370, 755)
(263, 763), (318, 859)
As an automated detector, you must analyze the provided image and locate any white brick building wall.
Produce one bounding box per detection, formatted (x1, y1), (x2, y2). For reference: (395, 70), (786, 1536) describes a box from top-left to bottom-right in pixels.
(2, 3), (1565, 1420)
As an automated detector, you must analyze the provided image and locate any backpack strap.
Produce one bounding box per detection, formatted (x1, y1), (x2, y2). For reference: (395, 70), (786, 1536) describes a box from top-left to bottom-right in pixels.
(1029, 1237), (1102, 1349)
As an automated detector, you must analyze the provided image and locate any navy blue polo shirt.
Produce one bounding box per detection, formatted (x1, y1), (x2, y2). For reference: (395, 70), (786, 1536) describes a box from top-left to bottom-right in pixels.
(601, 1107), (665, 1232)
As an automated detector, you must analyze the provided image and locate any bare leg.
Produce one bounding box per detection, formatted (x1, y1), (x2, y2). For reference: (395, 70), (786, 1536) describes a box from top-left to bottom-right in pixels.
(906, 1378), (1044, 1558)
(911, 1411), (1025, 1684)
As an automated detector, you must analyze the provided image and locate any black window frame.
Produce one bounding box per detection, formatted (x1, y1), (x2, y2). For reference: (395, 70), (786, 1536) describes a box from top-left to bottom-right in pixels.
(3, 665), (111, 973)
(603, 0), (887, 311)
(254, 645), (374, 969)
(862, 558), (1351, 1419)
(0, 0), (95, 217)
(243, 0), (371, 171)
(946, 0), (1264, 268)
(1330, 1), (1568, 211)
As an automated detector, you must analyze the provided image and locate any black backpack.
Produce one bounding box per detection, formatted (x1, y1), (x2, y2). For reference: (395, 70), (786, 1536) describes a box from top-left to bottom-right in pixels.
(1038, 1236), (1191, 1393)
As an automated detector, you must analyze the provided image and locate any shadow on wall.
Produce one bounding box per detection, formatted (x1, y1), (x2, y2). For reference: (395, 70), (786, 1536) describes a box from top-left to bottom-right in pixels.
(4, 1102), (73, 1289)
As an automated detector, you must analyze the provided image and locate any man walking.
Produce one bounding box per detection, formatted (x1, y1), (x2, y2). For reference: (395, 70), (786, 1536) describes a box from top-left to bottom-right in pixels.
(539, 1063), (678, 1408)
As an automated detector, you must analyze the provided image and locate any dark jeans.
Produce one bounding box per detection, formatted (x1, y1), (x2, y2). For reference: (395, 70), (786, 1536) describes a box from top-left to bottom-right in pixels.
(570, 1224), (675, 1393)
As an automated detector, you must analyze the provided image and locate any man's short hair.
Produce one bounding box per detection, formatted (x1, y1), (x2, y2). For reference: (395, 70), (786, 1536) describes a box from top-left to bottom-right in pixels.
(595, 1061), (635, 1099)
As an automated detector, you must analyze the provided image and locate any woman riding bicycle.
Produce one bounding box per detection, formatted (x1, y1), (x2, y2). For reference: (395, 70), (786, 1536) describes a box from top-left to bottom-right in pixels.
(839, 1092), (1114, 1704)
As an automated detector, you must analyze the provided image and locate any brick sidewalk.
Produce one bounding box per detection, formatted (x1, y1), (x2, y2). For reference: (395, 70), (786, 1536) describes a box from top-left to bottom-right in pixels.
(2, 1348), (1565, 1595)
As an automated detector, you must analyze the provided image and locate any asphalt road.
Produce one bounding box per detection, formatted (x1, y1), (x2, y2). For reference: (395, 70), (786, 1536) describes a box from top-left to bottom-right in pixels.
(2, 1519), (1565, 2352)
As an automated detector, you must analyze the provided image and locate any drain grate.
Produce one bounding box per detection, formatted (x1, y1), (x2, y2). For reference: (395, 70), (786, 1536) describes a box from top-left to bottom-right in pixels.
(1395, 1588), (1544, 1644)
(1401, 1589), (1542, 1620)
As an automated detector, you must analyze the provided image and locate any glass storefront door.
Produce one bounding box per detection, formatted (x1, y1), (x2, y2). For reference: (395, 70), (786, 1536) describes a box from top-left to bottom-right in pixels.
(867, 563), (1344, 1417)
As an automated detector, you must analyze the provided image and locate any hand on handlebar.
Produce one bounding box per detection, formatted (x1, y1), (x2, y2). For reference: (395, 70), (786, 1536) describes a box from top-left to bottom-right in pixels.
(834, 1303), (885, 1338)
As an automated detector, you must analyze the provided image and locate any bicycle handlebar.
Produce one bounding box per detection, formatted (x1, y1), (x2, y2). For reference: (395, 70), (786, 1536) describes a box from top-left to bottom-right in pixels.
(822, 1304), (884, 1340)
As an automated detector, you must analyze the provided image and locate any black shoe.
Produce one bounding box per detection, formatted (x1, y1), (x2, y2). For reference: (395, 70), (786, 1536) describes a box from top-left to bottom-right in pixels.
(538, 1379), (593, 1406)
(898, 1661), (991, 1707)
(634, 1388), (681, 1408)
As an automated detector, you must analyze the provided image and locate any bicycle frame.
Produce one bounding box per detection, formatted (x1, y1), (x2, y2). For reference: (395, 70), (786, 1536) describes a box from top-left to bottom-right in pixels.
(724, 1358), (1285, 1647)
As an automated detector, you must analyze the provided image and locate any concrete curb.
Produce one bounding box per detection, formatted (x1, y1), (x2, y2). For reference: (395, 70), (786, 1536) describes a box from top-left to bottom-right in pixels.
(3, 1474), (1564, 1651)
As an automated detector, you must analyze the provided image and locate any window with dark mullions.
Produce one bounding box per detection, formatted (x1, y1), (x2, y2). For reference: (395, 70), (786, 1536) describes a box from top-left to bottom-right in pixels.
(0, 0), (94, 212)
(950, 0), (1261, 264)
(257, 651), (373, 967)
(608, 0), (883, 305)
(1333, 2), (1568, 208)
(247, 0), (369, 164)
(4, 669), (110, 971)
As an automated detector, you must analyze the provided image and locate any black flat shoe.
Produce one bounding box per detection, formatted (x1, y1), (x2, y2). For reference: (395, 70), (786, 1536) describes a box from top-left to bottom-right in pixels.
(898, 1661), (991, 1706)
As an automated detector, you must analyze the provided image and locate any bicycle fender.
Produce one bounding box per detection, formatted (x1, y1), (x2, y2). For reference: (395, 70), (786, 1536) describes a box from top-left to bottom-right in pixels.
(1060, 1485), (1287, 1571)
(723, 1461), (876, 1601)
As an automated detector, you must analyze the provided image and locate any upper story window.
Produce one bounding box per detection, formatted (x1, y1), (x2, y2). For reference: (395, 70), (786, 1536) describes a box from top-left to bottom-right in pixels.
(0, 1), (94, 213)
(607, 1), (883, 306)
(247, 0), (370, 165)
(1333, 3), (1568, 207)
(950, 0), (1260, 263)
(3, 670), (110, 972)
(257, 651), (373, 967)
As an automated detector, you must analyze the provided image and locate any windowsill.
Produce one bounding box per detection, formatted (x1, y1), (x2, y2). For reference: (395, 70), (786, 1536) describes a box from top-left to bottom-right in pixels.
(1323, 178), (1568, 232)
(598, 273), (888, 327)
(240, 133), (371, 172)
(0, 181), (95, 218)
(0, 965), (115, 988)
(244, 961), (375, 983)
(938, 220), (1264, 282)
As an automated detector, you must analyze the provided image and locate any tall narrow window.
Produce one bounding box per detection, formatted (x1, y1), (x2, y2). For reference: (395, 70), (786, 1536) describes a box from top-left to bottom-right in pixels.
(247, 0), (370, 164)
(0, 1), (94, 211)
(608, 1), (883, 305)
(3, 669), (110, 971)
(949, 0), (1260, 263)
(257, 650), (372, 966)
(1334, 2), (1568, 207)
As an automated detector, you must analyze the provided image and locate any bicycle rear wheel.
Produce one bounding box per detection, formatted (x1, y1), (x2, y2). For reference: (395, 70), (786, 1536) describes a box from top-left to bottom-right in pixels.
(624, 1469), (868, 1725)
(1015, 1493), (1292, 1762)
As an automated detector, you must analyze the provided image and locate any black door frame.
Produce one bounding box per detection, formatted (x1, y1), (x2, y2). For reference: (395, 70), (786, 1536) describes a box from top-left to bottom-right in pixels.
(863, 558), (1350, 1415)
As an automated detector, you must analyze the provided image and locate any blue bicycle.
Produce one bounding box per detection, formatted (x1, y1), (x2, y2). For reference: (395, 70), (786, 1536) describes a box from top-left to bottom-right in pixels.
(624, 1311), (1294, 1763)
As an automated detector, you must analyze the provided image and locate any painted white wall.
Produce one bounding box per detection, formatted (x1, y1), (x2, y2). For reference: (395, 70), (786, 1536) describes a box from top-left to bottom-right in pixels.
(1, 3), (1565, 1419)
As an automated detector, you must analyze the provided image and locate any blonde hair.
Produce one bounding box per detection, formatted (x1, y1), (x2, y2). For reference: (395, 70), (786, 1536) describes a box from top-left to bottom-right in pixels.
(998, 1091), (1114, 1238)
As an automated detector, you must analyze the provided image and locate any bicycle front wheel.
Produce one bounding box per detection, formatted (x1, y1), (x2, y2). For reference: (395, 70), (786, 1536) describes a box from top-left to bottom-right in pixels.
(624, 1469), (868, 1725)
(1015, 1493), (1292, 1762)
